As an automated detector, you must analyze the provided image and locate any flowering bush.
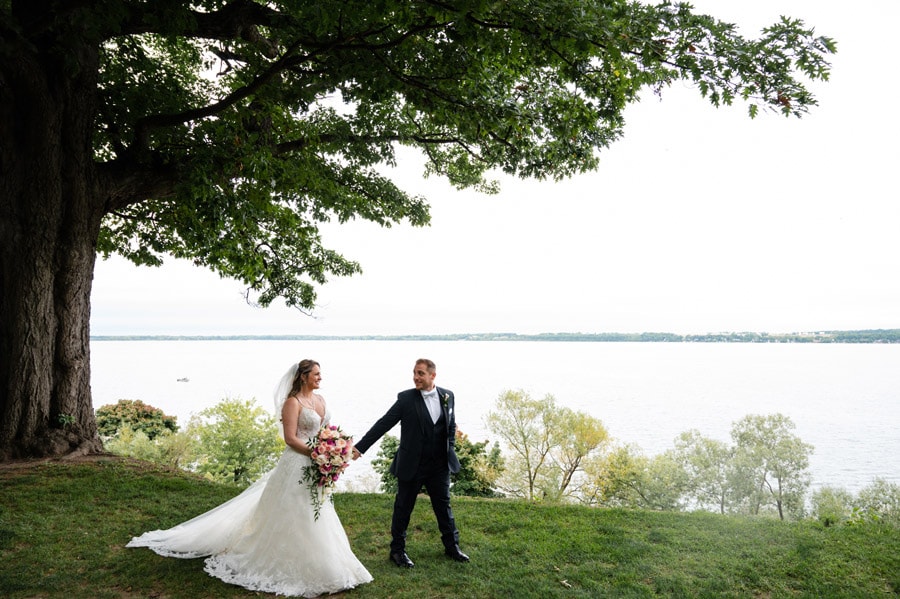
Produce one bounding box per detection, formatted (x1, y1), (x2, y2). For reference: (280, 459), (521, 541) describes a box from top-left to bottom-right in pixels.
(95, 399), (178, 440)
(300, 424), (353, 520)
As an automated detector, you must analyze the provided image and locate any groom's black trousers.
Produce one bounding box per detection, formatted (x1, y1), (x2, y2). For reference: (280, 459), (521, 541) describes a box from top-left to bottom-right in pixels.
(391, 466), (459, 553)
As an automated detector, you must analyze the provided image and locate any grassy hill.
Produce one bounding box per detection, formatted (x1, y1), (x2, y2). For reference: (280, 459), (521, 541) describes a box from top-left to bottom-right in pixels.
(1, 457), (897, 598)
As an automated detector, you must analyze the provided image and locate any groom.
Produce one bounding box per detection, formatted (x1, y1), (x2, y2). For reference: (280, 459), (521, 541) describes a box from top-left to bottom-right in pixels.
(352, 358), (469, 567)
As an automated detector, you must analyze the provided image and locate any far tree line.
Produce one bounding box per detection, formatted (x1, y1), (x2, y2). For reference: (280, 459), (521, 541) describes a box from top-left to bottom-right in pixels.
(97, 394), (899, 528)
(90, 328), (900, 343)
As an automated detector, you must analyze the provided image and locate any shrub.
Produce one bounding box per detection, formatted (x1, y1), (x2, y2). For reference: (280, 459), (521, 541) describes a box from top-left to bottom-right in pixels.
(850, 478), (900, 527)
(371, 435), (400, 495)
(95, 399), (177, 440)
(452, 432), (504, 498)
(810, 485), (853, 526)
(369, 432), (504, 497)
(103, 425), (196, 469)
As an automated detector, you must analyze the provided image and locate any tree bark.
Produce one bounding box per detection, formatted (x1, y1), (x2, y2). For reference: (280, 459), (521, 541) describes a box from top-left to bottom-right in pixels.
(0, 25), (104, 460)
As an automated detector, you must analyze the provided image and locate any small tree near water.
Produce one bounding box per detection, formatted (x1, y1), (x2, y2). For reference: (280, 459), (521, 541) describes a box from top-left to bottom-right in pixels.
(582, 444), (687, 510)
(671, 429), (733, 513)
(486, 390), (555, 501)
(730, 414), (813, 520)
(188, 398), (284, 486)
(486, 389), (608, 502)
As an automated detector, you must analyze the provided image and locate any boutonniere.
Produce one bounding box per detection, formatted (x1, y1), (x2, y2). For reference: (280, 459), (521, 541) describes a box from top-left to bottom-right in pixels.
(441, 393), (450, 408)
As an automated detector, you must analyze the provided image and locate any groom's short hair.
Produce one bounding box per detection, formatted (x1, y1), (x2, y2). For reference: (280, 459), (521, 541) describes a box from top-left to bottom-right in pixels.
(416, 358), (436, 373)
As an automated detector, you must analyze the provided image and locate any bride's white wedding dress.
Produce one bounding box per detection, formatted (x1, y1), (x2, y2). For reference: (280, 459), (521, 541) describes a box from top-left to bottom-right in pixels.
(126, 405), (373, 597)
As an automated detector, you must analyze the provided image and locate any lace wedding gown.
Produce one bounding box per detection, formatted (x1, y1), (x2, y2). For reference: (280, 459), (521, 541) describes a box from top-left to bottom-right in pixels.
(127, 405), (373, 597)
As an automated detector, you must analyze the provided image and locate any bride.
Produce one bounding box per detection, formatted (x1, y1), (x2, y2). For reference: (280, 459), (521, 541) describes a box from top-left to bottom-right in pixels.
(127, 359), (373, 597)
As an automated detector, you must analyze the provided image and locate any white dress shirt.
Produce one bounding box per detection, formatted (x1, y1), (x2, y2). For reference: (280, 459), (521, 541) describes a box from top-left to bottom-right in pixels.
(421, 389), (441, 423)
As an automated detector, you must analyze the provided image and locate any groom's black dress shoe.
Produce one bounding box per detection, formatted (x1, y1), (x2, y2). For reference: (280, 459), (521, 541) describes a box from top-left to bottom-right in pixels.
(390, 551), (414, 568)
(444, 545), (470, 562)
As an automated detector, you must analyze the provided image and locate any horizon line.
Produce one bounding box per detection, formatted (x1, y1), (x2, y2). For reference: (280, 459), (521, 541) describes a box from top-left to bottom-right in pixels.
(89, 329), (900, 342)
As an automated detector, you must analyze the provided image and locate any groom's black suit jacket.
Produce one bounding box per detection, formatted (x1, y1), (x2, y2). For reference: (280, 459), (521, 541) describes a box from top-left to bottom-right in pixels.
(355, 387), (461, 482)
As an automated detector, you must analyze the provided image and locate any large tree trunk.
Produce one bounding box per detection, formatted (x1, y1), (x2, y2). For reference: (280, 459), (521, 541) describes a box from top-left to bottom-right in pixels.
(0, 23), (104, 460)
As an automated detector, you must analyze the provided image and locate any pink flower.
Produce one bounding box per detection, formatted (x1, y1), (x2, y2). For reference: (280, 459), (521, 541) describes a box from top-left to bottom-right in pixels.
(300, 424), (354, 521)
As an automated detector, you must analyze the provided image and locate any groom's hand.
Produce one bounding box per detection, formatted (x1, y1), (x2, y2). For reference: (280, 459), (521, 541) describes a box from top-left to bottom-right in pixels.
(351, 447), (361, 460)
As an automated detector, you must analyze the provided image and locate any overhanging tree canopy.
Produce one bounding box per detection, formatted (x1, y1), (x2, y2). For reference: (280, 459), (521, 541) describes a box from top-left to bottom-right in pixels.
(0, 0), (834, 459)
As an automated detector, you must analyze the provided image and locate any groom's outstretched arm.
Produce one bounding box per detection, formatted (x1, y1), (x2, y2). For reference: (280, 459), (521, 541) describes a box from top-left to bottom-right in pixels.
(352, 395), (405, 458)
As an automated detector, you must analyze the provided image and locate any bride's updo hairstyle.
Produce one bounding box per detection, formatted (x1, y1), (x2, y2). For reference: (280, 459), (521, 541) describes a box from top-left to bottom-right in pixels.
(289, 359), (320, 397)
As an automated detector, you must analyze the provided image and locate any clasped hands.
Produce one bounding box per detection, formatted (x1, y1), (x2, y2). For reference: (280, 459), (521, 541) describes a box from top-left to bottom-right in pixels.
(351, 447), (362, 461)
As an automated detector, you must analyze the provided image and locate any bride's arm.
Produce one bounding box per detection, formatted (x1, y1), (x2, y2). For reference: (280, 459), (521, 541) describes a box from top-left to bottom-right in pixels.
(282, 398), (313, 456)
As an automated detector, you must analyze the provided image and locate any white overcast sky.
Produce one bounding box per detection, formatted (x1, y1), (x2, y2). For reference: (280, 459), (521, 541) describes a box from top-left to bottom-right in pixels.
(91, 1), (900, 337)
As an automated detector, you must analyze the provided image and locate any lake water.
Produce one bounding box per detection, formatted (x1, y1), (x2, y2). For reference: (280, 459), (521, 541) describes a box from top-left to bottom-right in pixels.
(89, 339), (900, 495)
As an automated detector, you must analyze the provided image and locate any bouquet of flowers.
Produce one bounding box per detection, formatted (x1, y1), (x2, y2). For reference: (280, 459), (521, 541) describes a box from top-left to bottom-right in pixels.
(300, 424), (353, 520)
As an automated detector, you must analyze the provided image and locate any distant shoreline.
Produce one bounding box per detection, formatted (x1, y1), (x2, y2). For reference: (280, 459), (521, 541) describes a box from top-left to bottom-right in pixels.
(90, 329), (900, 343)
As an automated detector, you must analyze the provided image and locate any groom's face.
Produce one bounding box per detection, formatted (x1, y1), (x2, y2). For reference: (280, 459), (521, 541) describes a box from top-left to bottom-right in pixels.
(413, 364), (436, 391)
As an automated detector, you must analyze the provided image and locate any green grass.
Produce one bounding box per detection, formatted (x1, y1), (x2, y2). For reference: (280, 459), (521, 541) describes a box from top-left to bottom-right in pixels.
(1, 458), (898, 598)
